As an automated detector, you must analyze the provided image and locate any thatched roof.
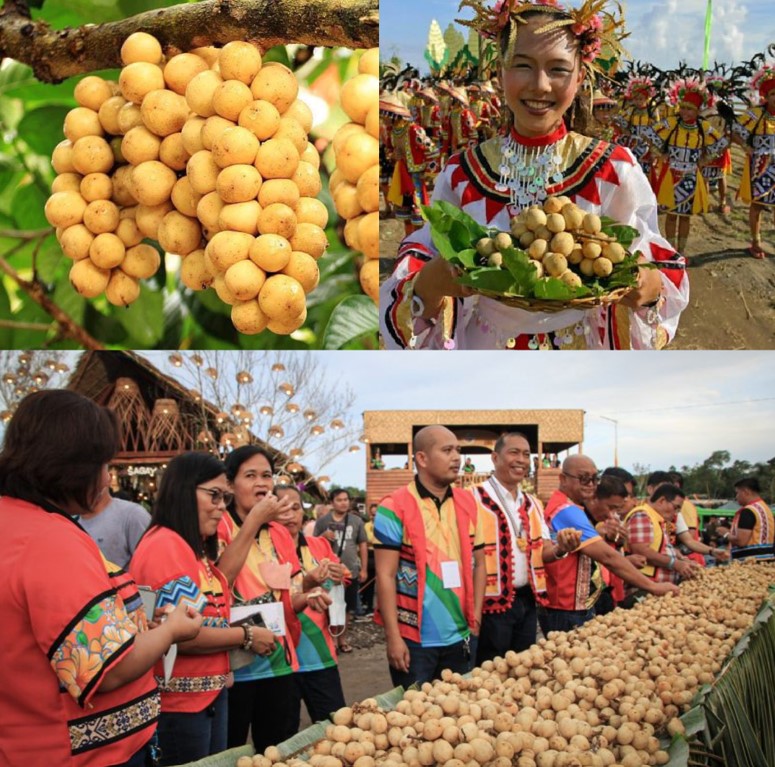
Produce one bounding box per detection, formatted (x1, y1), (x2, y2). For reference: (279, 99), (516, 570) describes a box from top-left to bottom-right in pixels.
(67, 351), (324, 499)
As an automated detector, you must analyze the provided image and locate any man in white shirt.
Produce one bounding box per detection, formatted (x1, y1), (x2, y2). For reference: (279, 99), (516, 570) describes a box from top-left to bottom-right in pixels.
(471, 432), (578, 664)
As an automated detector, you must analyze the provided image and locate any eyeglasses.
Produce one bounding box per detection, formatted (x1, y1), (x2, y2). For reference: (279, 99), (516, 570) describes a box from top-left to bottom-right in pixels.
(563, 473), (599, 486)
(197, 486), (234, 506)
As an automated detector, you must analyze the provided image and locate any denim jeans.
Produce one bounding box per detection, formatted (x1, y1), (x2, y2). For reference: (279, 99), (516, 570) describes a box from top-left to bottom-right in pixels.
(388, 635), (477, 689)
(537, 605), (595, 635)
(157, 688), (227, 766)
(476, 587), (537, 665)
(289, 666), (347, 731)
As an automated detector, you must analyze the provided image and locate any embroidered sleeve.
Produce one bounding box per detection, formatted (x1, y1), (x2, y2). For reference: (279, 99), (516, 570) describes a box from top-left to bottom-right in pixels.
(703, 124), (729, 161)
(374, 502), (404, 549)
(155, 575), (207, 613)
(49, 593), (137, 707)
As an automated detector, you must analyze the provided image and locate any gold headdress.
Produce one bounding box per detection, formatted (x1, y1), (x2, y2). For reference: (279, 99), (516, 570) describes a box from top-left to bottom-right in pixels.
(457, 0), (627, 77)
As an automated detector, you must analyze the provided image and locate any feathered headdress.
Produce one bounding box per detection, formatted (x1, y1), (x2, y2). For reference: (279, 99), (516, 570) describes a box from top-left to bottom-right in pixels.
(667, 77), (710, 112)
(750, 63), (775, 102)
(457, 0), (627, 75)
(623, 75), (656, 103)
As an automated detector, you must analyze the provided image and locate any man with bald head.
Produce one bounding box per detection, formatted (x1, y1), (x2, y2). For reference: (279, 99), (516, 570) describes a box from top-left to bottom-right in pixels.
(374, 425), (486, 687)
(540, 454), (679, 635)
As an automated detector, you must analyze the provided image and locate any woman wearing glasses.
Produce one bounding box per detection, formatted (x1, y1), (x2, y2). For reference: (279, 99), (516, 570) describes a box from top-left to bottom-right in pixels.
(130, 452), (276, 765)
(216, 446), (329, 752)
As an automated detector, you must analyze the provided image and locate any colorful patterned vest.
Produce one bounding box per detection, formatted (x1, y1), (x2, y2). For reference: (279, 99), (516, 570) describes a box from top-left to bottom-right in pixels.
(731, 498), (774, 547)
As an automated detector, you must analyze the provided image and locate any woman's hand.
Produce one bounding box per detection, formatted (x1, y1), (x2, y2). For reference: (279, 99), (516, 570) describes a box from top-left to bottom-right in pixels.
(307, 558), (332, 586)
(305, 588), (333, 613)
(619, 255), (662, 308)
(413, 257), (473, 318)
(160, 604), (203, 643)
(247, 492), (293, 526)
(251, 627), (278, 656)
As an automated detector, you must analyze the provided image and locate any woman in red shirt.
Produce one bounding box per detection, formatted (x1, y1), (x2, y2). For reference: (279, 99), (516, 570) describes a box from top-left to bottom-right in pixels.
(0, 390), (202, 767)
(130, 452), (276, 765)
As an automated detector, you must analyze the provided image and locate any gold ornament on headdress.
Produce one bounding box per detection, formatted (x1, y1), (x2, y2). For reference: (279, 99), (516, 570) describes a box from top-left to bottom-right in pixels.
(457, 0), (627, 78)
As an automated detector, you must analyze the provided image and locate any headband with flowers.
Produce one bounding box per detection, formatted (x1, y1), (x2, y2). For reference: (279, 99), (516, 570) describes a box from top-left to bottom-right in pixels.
(457, 0), (627, 74)
(623, 75), (656, 103)
(667, 77), (710, 112)
(750, 63), (775, 101)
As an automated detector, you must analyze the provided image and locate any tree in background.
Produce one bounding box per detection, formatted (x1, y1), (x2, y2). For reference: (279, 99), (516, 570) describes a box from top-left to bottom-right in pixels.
(0, 350), (72, 420)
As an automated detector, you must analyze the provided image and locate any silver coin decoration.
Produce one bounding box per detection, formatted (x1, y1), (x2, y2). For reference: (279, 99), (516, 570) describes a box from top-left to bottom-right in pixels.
(498, 135), (565, 209)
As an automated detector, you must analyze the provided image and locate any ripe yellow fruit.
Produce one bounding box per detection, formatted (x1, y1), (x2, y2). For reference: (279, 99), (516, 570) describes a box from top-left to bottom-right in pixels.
(582, 241), (602, 260)
(254, 138), (300, 180)
(63, 107), (104, 143)
(69, 258), (111, 297)
(80, 173), (113, 203)
(98, 96), (127, 135)
(282, 251), (320, 293)
(341, 74), (379, 125)
(358, 212), (378, 259)
(187, 150), (221, 195)
(231, 298), (269, 334)
(258, 179), (300, 210)
(157, 210), (202, 256)
(258, 273), (306, 319)
(186, 70), (224, 117)
(218, 201), (260, 234)
(140, 89), (189, 137)
(122, 243), (161, 279)
(59, 224), (94, 260)
(545, 213), (566, 233)
(250, 233), (292, 272)
(337, 132), (379, 184)
(257, 203), (297, 239)
(219, 41), (263, 85)
(356, 165), (379, 213)
(105, 270), (140, 306)
(74, 76), (114, 112)
(131, 160), (177, 206)
(135, 201), (173, 239)
(224, 259), (267, 301)
(163, 53), (209, 95)
(216, 164), (263, 203)
(524, 207), (547, 231)
(358, 48), (379, 78)
(119, 62), (165, 105)
(593, 257), (613, 277)
(250, 63), (299, 114)
(582, 212), (602, 234)
(359, 259), (378, 302)
(603, 242), (626, 264)
(121, 32), (163, 66)
(295, 197), (328, 229)
(211, 126), (260, 168)
(89, 232), (126, 269)
(159, 133), (189, 171)
(239, 100), (281, 141)
(206, 230), (254, 272)
(72, 135), (114, 175)
(550, 231), (574, 257)
(45, 191), (88, 228)
(83, 199), (120, 234)
(290, 223), (328, 259)
(212, 79), (254, 122)
(180, 248), (214, 290)
(267, 306), (306, 335)
(543, 252), (568, 277)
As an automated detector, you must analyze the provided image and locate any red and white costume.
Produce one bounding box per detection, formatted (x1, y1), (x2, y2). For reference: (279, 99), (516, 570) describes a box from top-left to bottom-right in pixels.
(380, 123), (689, 350)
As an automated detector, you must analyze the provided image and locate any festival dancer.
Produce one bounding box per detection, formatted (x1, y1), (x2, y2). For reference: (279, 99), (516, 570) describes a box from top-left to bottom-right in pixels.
(380, 0), (688, 350)
(613, 75), (659, 179)
(644, 78), (728, 256)
(732, 64), (775, 259)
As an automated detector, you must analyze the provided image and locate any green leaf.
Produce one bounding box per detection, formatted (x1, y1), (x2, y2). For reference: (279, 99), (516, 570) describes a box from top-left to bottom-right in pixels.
(33, 235), (64, 284)
(457, 267), (516, 294)
(11, 183), (49, 230)
(501, 247), (540, 293)
(263, 46), (292, 68)
(680, 705), (707, 737)
(599, 217), (640, 250)
(321, 295), (378, 350)
(53, 270), (86, 326)
(17, 105), (71, 157)
(114, 285), (165, 347)
(0, 284), (13, 348)
(305, 273), (358, 309)
(0, 155), (21, 193)
(0, 61), (36, 97)
(532, 277), (579, 300)
(181, 289), (239, 344)
(664, 736), (689, 767)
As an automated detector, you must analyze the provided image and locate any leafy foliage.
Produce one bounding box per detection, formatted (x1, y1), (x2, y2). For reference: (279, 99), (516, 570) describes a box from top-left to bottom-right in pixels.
(422, 201), (642, 302)
(0, 0), (376, 349)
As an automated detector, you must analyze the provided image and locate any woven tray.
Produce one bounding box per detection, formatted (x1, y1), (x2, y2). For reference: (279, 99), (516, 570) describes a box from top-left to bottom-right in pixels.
(472, 285), (633, 313)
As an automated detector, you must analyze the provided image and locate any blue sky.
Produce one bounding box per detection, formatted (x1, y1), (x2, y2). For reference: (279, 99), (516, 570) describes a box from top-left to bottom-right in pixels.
(315, 351), (775, 488)
(381, 0), (775, 75)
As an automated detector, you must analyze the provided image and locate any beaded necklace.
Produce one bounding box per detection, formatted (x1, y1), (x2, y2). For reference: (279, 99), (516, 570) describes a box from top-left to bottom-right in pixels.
(496, 133), (564, 209)
(200, 555), (225, 621)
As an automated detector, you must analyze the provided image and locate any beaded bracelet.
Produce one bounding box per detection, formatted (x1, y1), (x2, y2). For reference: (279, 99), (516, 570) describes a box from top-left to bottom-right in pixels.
(241, 624), (254, 652)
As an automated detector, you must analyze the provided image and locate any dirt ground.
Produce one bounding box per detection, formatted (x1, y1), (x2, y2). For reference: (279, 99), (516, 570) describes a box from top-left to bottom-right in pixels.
(379, 145), (775, 350)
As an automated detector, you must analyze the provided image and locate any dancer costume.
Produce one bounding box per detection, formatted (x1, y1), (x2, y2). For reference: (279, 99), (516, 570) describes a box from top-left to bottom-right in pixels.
(734, 66), (775, 208)
(381, 122), (688, 350)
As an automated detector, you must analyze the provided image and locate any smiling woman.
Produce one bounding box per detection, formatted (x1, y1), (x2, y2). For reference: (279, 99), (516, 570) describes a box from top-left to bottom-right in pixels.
(380, 0), (690, 351)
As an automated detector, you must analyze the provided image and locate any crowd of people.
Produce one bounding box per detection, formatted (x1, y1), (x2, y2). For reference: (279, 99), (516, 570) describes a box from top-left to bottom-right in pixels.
(379, 0), (775, 350)
(371, 425), (774, 686)
(0, 390), (375, 767)
(3, 389), (773, 766)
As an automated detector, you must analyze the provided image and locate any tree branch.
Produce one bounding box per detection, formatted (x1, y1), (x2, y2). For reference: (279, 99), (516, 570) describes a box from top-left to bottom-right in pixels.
(0, 0), (379, 83)
(0, 254), (104, 349)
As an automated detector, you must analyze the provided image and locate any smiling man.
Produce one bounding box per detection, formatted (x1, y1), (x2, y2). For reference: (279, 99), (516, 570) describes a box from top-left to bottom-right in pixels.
(471, 433), (579, 664)
(373, 425), (486, 687)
